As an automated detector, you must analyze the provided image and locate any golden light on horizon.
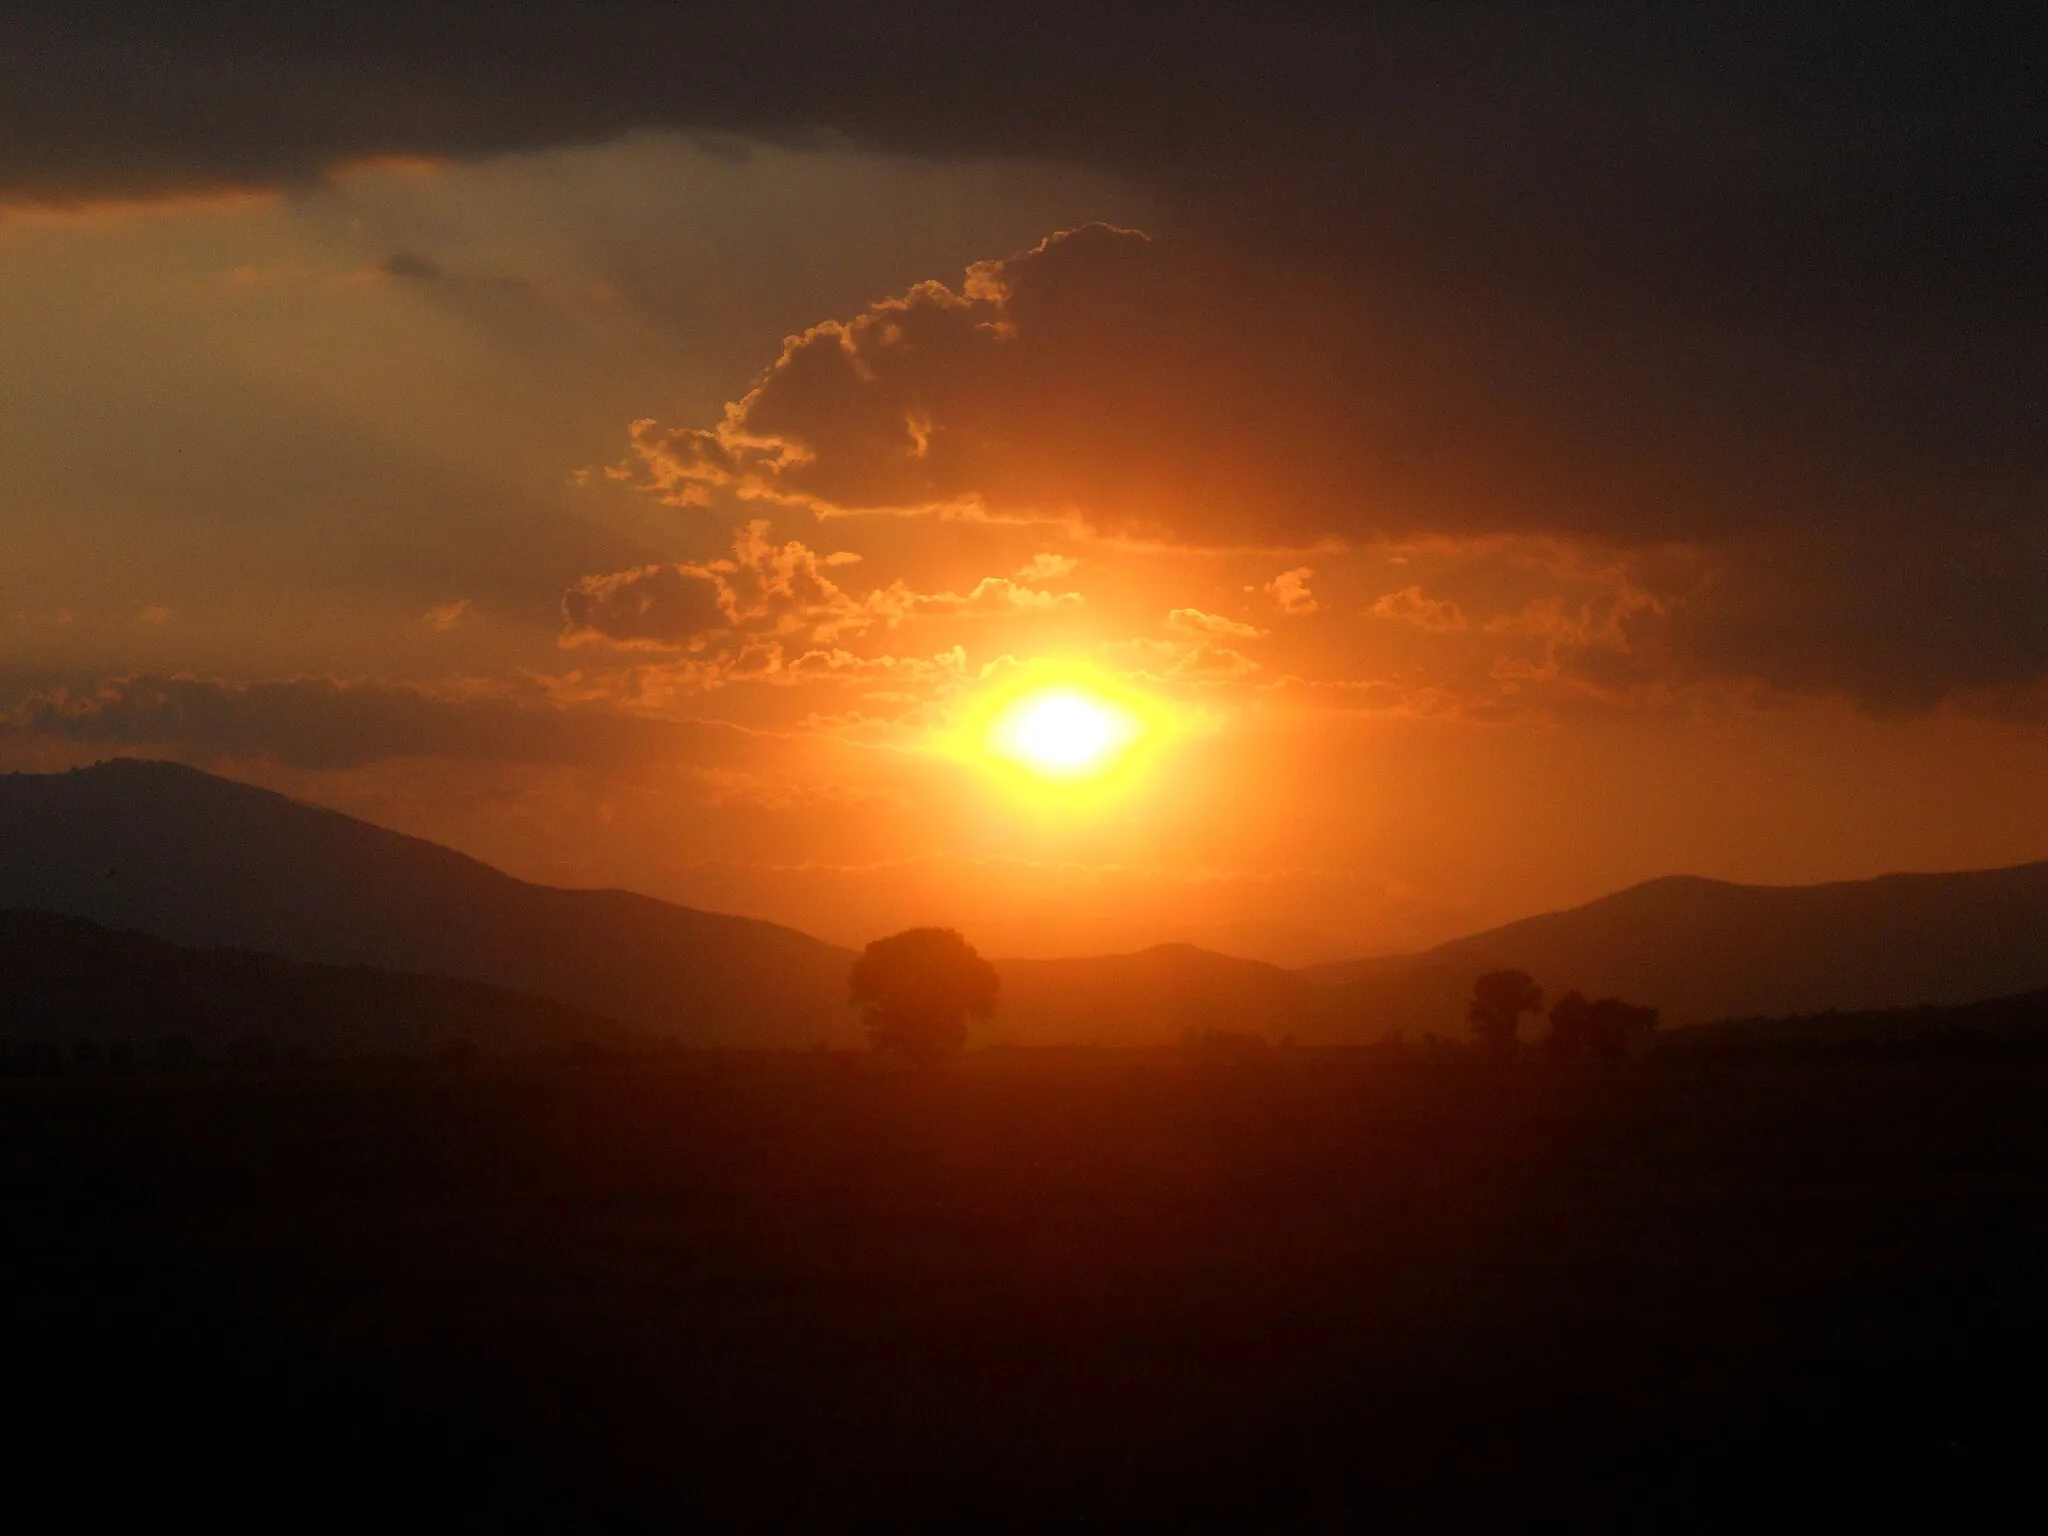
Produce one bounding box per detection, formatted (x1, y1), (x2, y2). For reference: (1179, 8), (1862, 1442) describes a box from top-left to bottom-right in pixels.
(988, 687), (1141, 780)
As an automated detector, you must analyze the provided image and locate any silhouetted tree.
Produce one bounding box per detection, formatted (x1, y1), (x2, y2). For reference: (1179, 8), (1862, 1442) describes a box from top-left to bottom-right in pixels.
(1468, 970), (1543, 1058)
(849, 928), (998, 1062)
(1584, 997), (1659, 1058)
(1547, 991), (1658, 1060)
(1546, 991), (1593, 1059)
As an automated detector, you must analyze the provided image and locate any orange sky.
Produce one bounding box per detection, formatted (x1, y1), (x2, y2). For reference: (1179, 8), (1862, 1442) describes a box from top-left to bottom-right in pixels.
(4, 136), (2045, 963)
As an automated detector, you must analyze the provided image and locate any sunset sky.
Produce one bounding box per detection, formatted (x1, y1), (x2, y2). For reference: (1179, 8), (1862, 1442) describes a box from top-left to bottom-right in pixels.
(3, 5), (2044, 961)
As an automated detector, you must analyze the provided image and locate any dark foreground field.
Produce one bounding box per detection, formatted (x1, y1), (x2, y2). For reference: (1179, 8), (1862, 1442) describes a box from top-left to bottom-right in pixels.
(5, 1055), (2046, 1531)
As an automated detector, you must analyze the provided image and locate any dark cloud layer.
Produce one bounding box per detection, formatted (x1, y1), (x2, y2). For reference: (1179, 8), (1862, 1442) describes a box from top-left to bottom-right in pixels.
(8, 5), (2039, 329)
(4, 676), (749, 770)
(9, 4), (2043, 710)
(635, 225), (2048, 708)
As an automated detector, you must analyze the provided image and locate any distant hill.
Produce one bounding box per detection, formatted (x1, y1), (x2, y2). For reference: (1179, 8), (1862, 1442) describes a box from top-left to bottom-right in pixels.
(1302, 867), (2048, 1038)
(0, 760), (856, 1047)
(990, 945), (1318, 1046)
(1663, 987), (2048, 1056)
(0, 908), (631, 1057)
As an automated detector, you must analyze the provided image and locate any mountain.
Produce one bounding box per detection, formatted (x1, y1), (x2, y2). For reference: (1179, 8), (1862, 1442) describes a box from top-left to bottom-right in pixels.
(1301, 866), (2048, 1037)
(1167, 920), (1356, 971)
(0, 760), (856, 1047)
(0, 907), (631, 1057)
(989, 945), (1318, 1046)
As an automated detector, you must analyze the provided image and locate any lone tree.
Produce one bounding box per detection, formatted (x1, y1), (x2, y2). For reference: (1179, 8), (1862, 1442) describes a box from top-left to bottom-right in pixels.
(1546, 990), (1661, 1060)
(1545, 990), (1596, 1059)
(849, 928), (998, 1061)
(1467, 969), (1543, 1058)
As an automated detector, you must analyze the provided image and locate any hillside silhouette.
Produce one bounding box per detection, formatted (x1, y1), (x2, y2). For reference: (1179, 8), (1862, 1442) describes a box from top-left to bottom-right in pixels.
(10, 761), (2048, 1048)
(1304, 867), (2048, 1038)
(0, 907), (631, 1057)
(0, 760), (853, 1047)
(1664, 985), (2048, 1057)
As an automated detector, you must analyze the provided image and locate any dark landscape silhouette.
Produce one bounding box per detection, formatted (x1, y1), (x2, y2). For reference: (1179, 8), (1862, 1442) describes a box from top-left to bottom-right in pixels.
(6, 759), (2048, 1531)
(0, 906), (632, 1061)
(0, 760), (853, 1047)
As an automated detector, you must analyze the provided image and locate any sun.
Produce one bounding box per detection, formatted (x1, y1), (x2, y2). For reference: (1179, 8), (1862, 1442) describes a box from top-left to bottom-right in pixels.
(988, 687), (1141, 780)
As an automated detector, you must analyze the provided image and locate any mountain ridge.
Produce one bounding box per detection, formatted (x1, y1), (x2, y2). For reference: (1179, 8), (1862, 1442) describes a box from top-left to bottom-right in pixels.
(6, 759), (2047, 1046)
(1303, 860), (2048, 1035)
(0, 759), (856, 1047)
(0, 906), (634, 1056)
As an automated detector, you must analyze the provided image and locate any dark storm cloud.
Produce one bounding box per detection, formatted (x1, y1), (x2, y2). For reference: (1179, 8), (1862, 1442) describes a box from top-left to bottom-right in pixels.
(633, 224), (2048, 707)
(8, 4), (2039, 326)
(7, 3), (2043, 708)
(4, 676), (751, 770)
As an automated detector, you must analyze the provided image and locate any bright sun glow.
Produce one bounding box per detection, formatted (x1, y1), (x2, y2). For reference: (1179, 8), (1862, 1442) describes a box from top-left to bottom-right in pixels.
(989, 688), (1141, 780)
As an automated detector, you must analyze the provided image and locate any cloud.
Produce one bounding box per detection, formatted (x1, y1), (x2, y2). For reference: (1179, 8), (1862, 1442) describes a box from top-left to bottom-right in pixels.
(1370, 586), (1467, 633)
(873, 577), (1083, 620)
(3, 674), (753, 770)
(625, 644), (972, 703)
(560, 521), (872, 650)
(1015, 552), (1078, 582)
(1264, 569), (1318, 616)
(562, 521), (1083, 663)
(562, 562), (734, 650)
(1166, 643), (1259, 682)
(422, 598), (474, 631)
(1167, 608), (1266, 640)
(7, 9), (2036, 360)
(1100, 636), (1259, 686)
(623, 225), (1160, 524)
(614, 221), (2048, 707)
(7, 9), (2043, 713)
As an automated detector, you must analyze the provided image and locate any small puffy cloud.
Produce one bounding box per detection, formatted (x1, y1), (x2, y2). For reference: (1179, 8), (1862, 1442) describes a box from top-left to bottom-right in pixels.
(1168, 643), (1260, 682)
(874, 576), (1083, 620)
(1479, 583), (1671, 703)
(630, 644), (973, 702)
(1485, 590), (1653, 651)
(1370, 585), (1467, 632)
(560, 521), (872, 651)
(1264, 568), (1318, 616)
(422, 598), (474, 631)
(1167, 607), (1266, 640)
(1100, 635), (1260, 686)
(137, 606), (174, 626)
(562, 521), (1083, 693)
(562, 561), (731, 649)
(1015, 552), (1079, 582)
